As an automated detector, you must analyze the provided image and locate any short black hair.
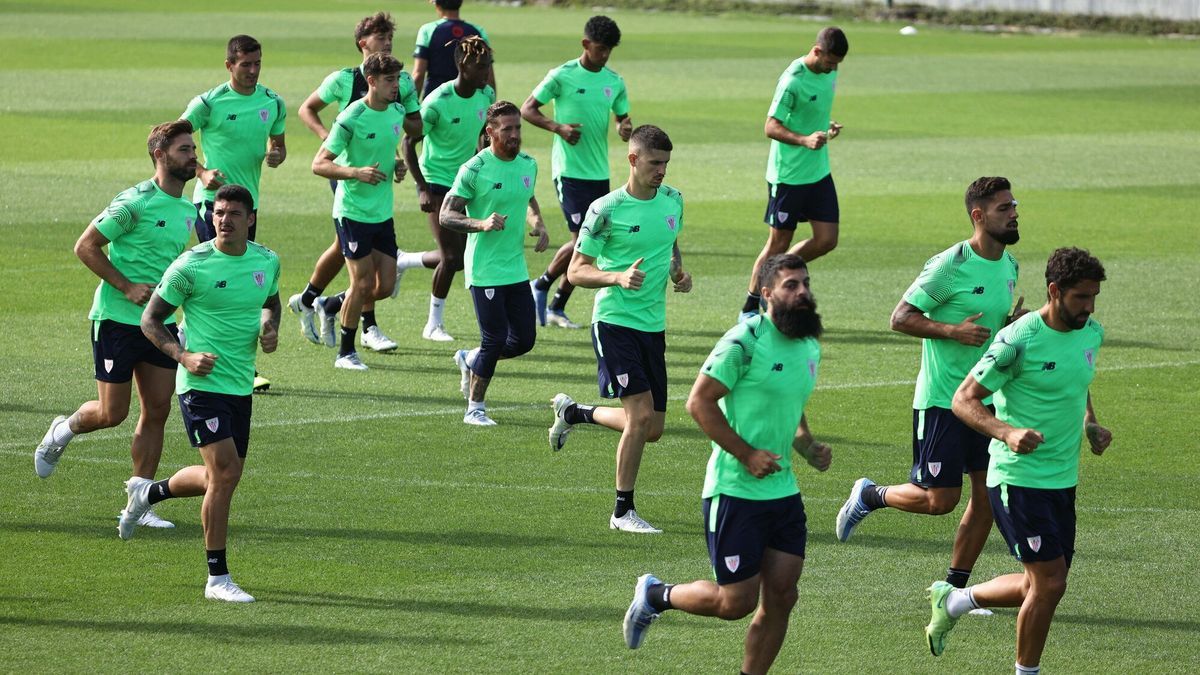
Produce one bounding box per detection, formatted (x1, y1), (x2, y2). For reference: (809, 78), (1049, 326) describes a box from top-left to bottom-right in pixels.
(214, 184), (254, 213)
(1045, 247), (1106, 292)
(758, 253), (808, 291)
(964, 176), (1012, 216)
(226, 35), (261, 63)
(435, 0), (464, 10)
(584, 15), (621, 47)
(146, 119), (193, 164)
(816, 27), (848, 57)
(362, 52), (402, 79)
(629, 124), (672, 152)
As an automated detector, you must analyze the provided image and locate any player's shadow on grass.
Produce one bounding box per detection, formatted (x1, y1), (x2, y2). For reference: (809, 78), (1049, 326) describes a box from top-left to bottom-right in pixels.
(234, 525), (629, 551)
(1052, 612), (1200, 633)
(0, 615), (465, 646)
(257, 588), (617, 623)
(277, 388), (465, 407)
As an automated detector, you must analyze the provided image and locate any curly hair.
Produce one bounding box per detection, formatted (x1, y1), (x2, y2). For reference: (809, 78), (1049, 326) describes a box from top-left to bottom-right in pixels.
(1046, 247), (1106, 291)
(584, 15), (621, 47)
(354, 12), (395, 50)
(362, 52), (402, 79)
(454, 35), (492, 69)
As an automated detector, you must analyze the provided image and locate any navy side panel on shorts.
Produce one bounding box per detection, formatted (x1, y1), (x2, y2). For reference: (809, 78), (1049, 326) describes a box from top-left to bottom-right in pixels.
(554, 177), (610, 233)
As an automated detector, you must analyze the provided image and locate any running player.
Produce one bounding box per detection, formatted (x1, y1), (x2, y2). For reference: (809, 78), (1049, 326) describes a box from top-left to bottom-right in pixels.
(411, 0), (495, 98)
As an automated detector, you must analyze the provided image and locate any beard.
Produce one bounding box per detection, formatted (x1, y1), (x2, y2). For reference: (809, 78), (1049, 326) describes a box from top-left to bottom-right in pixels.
(771, 298), (823, 340)
(166, 160), (196, 183)
(988, 220), (1020, 246)
(1055, 298), (1090, 330)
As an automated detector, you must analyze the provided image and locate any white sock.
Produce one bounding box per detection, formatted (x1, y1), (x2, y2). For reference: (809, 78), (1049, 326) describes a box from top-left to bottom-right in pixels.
(946, 587), (978, 618)
(1016, 662), (1040, 674)
(207, 573), (230, 585)
(51, 415), (78, 445)
(468, 399), (485, 413)
(428, 295), (445, 326)
(397, 250), (427, 270)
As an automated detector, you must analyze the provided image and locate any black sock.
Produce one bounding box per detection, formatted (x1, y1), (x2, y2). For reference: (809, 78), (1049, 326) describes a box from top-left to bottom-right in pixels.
(614, 490), (634, 518)
(946, 567), (972, 589)
(533, 273), (556, 291)
(361, 310), (377, 330)
(301, 283), (323, 309)
(147, 479), (173, 505)
(324, 292), (346, 316)
(647, 583), (673, 612)
(549, 287), (574, 312)
(861, 485), (889, 510)
(206, 549), (229, 577)
(563, 403), (595, 425)
(339, 326), (356, 356)
(741, 292), (762, 314)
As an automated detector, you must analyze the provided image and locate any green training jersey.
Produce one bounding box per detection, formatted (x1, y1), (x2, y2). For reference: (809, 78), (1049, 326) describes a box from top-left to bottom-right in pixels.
(972, 312), (1104, 489)
(418, 81), (496, 187)
(700, 315), (821, 501)
(576, 185), (683, 333)
(157, 241), (281, 396)
(323, 99), (407, 223)
(87, 179), (195, 326)
(904, 241), (1019, 409)
(449, 148), (538, 288)
(315, 67), (420, 115)
(182, 83), (287, 207)
(531, 59), (629, 181)
(765, 58), (836, 186)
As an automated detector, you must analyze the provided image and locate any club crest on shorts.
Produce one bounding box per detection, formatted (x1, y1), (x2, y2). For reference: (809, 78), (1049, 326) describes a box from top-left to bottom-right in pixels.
(347, 241), (358, 253)
(205, 417), (220, 433)
(665, 214), (677, 231)
(484, 288), (495, 300)
(522, 175), (531, 189)
(928, 461), (942, 477)
(724, 555), (740, 573)
(776, 211), (789, 224)
(616, 373), (629, 388)
(253, 271), (265, 287)
(570, 212), (582, 225)
(1084, 348), (1095, 368)
(258, 109), (269, 123)
(603, 86), (613, 99)
(103, 359), (114, 373)
(1027, 536), (1042, 552)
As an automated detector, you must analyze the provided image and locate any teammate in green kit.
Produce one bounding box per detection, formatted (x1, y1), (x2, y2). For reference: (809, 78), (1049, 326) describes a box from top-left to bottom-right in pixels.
(440, 101), (549, 425)
(403, 36), (496, 342)
(133, 184), (282, 604)
(547, 125), (692, 534)
(740, 27), (848, 322)
(291, 12), (437, 354)
(835, 177), (1025, 595)
(923, 248), (1110, 675)
(622, 254), (832, 675)
(522, 15), (631, 329)
(411, 0), (496, 99)
(312, 53), (413, 371)
(182, 34), (285, 392)
(34, 120), (199, 532)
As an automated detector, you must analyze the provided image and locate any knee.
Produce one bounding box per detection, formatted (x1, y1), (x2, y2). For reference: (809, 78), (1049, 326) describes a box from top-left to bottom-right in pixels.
(626, 410), (656, 438)
(765, 231), (793, 254)
(717, 594), (758, 621)
(350, 275), (374, 297)
(374, 278), (394, 300)
(810, 229), (839, 256)
(97, 404), (130, 429)
(1040, 575), (1068, 602)
(208, 462), (242, 491)
(646, 419), (665, 443)
(926, 491), (960, 516)
(139, 398), (172, 424)
(441, 250), (464, 271)
(513, 333), (535, 357)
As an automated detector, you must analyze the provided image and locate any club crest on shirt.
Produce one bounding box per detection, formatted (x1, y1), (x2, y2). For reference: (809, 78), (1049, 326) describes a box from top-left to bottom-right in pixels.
(665, 215), (677, 231)
(258, 109), (269, 123)
(103, 359), (114, 373)
(724, 555), (740, 573)
(484, 288), (495, 300)
(616, 373), (629, 388)
(476, 108), (485, 122)
(205, 417), (220, 433)
(808, 359), (817, 378)
(253, 271), (265, 288)
(603, 86), (613, 99)
(1084, 349), (1095, 368)
(1027, 536), (1042, 552)
(185, 216), (195, 231)
(928, 462), (942, 477)
(522, 175), (531, 189)
(1008, 278), (1016, 294)
(392, 123), (402, 137)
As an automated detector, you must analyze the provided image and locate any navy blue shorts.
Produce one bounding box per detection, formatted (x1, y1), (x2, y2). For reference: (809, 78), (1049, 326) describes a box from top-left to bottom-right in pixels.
(910, 406), (992, 488)
(468, 281), (537, 379)
(335, 216), (398, 260)
(178, 390), (253, 458)
(704, 493), (807, 585)
(415, 182), (452, 198)
(196, 201), (258, 243)
(990, 484), (1076, 568)
(91, 320), (177, 383)
(554, 177), (610, 233)
(590, 321), (667, 412)
(763, 174), (839, 230)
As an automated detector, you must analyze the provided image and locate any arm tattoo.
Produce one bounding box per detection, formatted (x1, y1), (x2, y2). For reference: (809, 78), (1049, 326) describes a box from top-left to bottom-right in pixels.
(439, 195), (477, 233)
(262, 292), (281, 330)
(670, 242), (683, 278)
(141, 294), (183, 362)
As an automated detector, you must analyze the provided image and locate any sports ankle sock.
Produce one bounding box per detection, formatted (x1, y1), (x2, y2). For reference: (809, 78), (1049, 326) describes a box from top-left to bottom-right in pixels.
(361, 310), (377, 330)
(301, 283), (323, 309)
(647, 583), (673, 612)
(339, 326), (356, 356)
(147, 479), (173, 505)
(564, 403), (595, 425)
(946, 567), (972, 589)
(614, 490), (634, 518)
(206, 549), (228, 577)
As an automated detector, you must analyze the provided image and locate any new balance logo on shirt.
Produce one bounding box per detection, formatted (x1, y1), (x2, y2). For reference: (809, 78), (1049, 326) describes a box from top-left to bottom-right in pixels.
(772, 363), (784, 371)
(366, 133), (376, 139)
(451, 117), (461, 124)
(576, 88), (586, 94)
(214, 280), (227, 289)
(155, 220), (166, 228)
(226, 114), (238, 121)
(1041, 362), (1056, 371)
(628, 225), (640, 233)
(972, 286), (986, 294)
(493, 182), (503, 190)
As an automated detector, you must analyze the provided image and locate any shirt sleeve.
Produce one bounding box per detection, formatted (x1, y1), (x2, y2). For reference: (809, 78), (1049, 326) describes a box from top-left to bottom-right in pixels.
(268, 255), (281, 296)
(270, 93), (286, 136)
(398, 72), (421, 115)
(971, 327), (1023, 393)
(575, 201), (611, 258)
(316, 70), (344, 105)
(700, 325), (754, 391)
(323, 115), (352, 157)
(420, 100), (440, 135)
(531, 69), (560, 105)
(156, 256), (194, 308)
(92, 189), (144, 241)
(765, 76), (795, 122)
(903, 253), (954, 313)
(414, 23), (433, 58)
(448, 157), (479, 201)
(611, 78), (630, 117)
(181, 94), (209, 130)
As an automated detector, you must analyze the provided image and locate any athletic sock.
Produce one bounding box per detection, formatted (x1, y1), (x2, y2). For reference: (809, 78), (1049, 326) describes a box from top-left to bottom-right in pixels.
(563, 403), (595, 425)
(533, 273), (555, 291)
(946, 567), (972, 589)
(429, 295), (445, 326)
(339, 326), (356, 357)
(301, 283), (323, 309)
(51, 415), (78, 445)
(646, 583), (673, 612)
(397, 250), (427, 270)
(614, 490), (635, 518)
(549, 287), (574, 312)
(741, 292), (762, 314)
(945, 587), (979, 619)
(861, 484), (889, 510)
(361, 310), (377, 330)
(324, 292), (346, 316)
(468, 399), (485, 413)
(206, 549), (229, 577)
(1015, 663), (1040, 675)
(147, 479), (173, 505)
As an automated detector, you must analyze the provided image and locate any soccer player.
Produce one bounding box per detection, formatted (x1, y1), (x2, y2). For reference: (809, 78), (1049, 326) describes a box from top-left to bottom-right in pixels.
(403, 36), (496, 342)
(547, 125), (692, 533)
(133, 184), (282, 603)
(522, 15), (631, 329)
(291, 11), (436, 353)
(834, 177), (1024, 594)
(311, 53), (412, 371)
(33, 120), (199, 531)
(925, 247), (1110, 675)
(440, 101), (549, 425)
(182, 34), (285, 391)
(622, 254), (832, 675)
(411, 0), (496, 99)
(739, 26), (848, 322)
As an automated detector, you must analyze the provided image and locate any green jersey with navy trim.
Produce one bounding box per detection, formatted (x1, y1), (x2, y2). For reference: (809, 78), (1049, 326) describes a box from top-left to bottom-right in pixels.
(182, 83), (286, 207)
(531, 59), (630, 180)
(315, 66), (420, 115)
(449, 148), (539, 287)
(418, 81), (495, 186)
(323, 99), (407, 222)
(766, 58), (836, 186)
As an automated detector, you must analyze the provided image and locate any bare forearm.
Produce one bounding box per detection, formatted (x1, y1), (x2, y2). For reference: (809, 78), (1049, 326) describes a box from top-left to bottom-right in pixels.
(141, 297), (183, 363)
(688, 397), (755, 461)
(952, 391), (1012, 442)
(262, 294), (281, 331)
(521, 99), (559, 134)
(439, 197), (485, 233)
(891, 303), (954, 339)
(298, 106), (329, 140)
(567, 257), (620, 289)
(311, 157), (355, 181)
(765, 118), (807, 146)
(75, 243), (131, 293)
(403, 137), (427, 189)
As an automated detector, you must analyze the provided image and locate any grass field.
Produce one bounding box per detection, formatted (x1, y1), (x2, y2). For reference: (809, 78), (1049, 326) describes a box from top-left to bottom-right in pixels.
(2, 1), (1199, 672)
